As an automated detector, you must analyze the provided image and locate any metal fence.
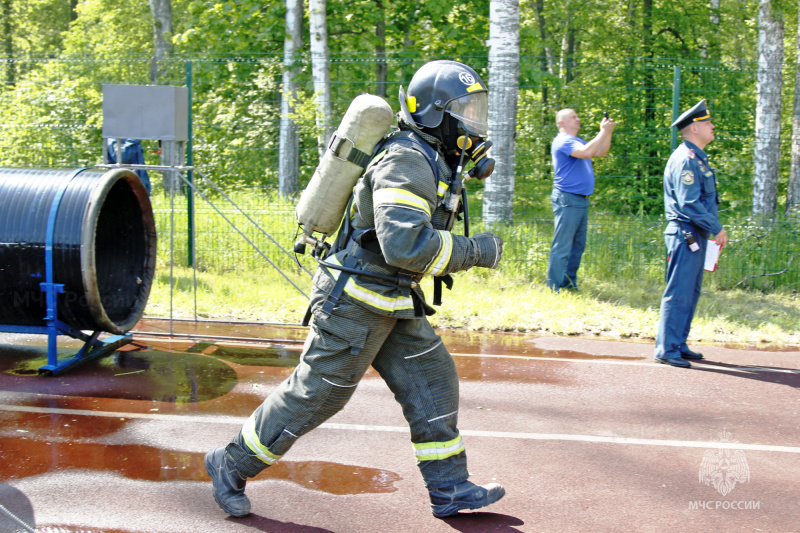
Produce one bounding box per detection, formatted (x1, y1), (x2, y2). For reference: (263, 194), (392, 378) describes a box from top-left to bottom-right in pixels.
(1, 54), (798, 292)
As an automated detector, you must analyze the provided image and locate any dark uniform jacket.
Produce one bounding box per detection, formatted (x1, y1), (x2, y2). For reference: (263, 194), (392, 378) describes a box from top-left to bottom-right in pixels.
(663, 140), (722, 239)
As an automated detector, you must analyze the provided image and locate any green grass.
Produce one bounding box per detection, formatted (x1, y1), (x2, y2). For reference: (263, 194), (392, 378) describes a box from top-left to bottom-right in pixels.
(145, 264), (800, 347)
(145, 191), (800, 347)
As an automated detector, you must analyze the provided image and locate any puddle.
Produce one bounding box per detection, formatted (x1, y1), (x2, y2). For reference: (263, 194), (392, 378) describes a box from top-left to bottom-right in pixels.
(0, 346), (238, 403)
(0, 435), (400, 495)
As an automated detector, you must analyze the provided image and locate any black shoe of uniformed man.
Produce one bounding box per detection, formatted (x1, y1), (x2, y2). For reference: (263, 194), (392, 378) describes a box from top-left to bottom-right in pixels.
(681, 348), (704, 360)
(429, 480), (506, 518)
(205, 447), (251, 517)
(656, 356), (691, 368)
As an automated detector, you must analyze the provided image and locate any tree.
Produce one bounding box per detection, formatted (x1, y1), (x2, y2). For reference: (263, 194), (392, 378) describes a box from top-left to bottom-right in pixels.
(787, 0), (800, 216)
(483, 0), (519, 225)
(2, 0), (13, 86)
(279, 0), (303, 197)
(753, 0), (783, 217)
(310, 0), (333, 158)
(147, 0), (173, 84)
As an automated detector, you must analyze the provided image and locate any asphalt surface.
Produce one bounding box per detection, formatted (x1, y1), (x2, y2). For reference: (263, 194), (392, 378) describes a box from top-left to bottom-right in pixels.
(1, 319), (798, 533)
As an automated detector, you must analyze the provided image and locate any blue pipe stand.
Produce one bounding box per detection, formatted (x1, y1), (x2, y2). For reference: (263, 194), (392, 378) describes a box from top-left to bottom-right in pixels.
(0, 168), (132, 375)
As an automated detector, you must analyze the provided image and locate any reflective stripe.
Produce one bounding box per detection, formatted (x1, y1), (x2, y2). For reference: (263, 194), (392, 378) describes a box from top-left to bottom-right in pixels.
(242, 414), (283, 465)
(326, 256), (415, 313)
(374, 187), (431, 216)
(413, 434), (465, 461)
(437, 180), (448, 198)
(404, 340), (443, 359)
(424, 231), (452, 276)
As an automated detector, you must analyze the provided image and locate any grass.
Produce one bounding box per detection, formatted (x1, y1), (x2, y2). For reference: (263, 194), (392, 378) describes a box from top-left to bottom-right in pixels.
(144, 264), (800, 348)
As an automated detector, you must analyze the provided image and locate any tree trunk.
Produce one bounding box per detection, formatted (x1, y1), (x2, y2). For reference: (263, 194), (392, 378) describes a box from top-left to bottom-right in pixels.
(2, 0), (14, 86)
(787, 1), (800, 215)
(278, 0), (303, 197)
(483, 0), (520, 225)
(753, 0), (783, 217)
(309, 0), (333, 159)
(375, 0), (387, 97)
(534, 0), (556, 76)
(147, 0), (173, 84)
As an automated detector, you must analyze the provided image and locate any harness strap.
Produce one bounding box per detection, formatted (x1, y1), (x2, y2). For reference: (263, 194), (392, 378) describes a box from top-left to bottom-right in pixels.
(432, 275), (454, 306)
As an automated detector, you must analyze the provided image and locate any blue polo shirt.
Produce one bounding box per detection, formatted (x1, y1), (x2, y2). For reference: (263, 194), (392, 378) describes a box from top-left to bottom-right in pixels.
(551, 132), (595, 196)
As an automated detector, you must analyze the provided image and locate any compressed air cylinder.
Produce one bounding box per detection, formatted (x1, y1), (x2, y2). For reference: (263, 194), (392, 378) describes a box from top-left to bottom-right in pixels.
(296, 94), (393, 237)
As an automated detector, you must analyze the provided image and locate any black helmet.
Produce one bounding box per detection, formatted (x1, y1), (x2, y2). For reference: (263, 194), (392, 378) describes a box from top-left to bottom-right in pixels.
(402, 60), (489, 151)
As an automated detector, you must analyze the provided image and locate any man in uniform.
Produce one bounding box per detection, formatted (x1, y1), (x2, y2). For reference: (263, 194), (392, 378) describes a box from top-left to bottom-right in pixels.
(654, 99), (728, 368)
(204, 60), (506, 518)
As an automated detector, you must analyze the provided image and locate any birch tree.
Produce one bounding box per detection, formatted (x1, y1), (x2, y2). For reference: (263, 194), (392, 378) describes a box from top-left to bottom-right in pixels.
(787, 1), (800, 215)
(278, 0), (303, 197)
(309, 0), (333, 159)
(147, 0), (172, 84)
(483, 0), (519, 225)
(753, 0), (783, 217)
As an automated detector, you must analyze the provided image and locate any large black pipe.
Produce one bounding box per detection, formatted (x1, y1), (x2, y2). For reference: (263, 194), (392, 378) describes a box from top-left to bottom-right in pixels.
(0, 167), (157, 334)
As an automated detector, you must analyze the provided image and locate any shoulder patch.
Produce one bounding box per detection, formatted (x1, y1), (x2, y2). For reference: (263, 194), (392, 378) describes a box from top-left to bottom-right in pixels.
(681, 170), (695, 185)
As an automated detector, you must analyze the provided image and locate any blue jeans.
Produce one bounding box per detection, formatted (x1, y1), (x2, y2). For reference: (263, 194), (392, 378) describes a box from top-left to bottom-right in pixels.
(547, 189), (589, 291)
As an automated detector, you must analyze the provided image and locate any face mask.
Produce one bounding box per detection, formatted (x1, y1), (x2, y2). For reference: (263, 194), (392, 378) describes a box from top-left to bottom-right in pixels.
(456, 135), (495, 180)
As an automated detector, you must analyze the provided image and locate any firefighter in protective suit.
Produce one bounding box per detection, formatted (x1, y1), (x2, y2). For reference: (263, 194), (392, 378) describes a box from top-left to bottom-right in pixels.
(205, 60), (506, 519)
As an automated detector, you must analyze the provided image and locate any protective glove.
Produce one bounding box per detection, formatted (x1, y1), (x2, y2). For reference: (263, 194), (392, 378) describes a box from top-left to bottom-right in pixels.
(471, 232), (503, 269)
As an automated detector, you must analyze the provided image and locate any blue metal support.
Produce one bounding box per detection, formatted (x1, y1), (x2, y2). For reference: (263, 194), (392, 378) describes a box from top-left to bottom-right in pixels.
(0, 168), (132, 375)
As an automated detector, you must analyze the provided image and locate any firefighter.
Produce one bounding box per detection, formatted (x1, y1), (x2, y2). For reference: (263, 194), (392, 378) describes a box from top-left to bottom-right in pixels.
(205, 60), (505, 519)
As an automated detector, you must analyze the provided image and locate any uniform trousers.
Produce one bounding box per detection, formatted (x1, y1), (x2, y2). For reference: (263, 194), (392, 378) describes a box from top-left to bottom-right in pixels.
(225, 269), (468, 489)
(654, 230), (707, 360)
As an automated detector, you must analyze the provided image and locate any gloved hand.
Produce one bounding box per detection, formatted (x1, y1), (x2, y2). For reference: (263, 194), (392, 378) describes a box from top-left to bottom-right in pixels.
(471, 233), (503, 269)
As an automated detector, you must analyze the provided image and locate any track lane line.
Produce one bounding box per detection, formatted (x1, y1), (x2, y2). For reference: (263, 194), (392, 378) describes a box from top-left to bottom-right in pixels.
(2, 403), (799, 454)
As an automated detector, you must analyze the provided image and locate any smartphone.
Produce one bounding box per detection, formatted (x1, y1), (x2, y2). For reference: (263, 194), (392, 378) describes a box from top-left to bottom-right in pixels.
(603, 111), (609, 119)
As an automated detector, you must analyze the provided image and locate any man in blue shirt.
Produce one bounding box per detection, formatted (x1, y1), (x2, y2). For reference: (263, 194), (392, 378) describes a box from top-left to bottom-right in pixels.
(654, 99), (728, 368)
(547, 108), (614, 291)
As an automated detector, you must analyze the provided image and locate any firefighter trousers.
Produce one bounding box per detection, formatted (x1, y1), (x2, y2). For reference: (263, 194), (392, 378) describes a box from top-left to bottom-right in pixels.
(225, 274), (468, 490)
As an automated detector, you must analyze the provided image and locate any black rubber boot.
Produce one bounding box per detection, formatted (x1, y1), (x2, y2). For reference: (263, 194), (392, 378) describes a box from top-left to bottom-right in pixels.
(429, 480), (506, 518)
(204, 447), (251, 517)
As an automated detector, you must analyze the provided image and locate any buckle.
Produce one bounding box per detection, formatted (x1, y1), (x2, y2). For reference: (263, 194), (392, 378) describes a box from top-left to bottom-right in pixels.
(328, 133), (355, 162)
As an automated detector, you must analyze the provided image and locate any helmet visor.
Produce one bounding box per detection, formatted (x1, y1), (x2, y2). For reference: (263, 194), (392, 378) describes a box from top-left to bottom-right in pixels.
(446, 92), (489, 136)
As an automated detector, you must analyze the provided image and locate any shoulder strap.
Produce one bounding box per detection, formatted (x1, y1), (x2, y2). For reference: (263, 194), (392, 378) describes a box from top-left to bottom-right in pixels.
(377, 131), (441, 182)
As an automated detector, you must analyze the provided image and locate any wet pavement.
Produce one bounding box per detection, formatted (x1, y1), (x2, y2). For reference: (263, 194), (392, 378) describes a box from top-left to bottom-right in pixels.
(1, 319), (799, 532)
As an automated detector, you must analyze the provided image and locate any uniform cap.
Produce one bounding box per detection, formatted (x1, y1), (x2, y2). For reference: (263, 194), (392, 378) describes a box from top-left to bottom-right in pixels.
(672, 99), (711, 130)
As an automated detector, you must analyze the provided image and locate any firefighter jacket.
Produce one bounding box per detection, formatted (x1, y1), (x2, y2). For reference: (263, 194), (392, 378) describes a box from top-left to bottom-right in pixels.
(317, 119), (484, 318)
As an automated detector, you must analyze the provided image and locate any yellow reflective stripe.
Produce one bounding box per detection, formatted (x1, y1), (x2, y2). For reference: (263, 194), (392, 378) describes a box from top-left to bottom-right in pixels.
(413, 435), (465, 461)
(466, 82), (484, 93)
(424, 231), (452, 276)
(242, 414), (282, 465)
(326, 256), (415, 312)
(437, 180), (448, 198)
(374, 187), (431, 216)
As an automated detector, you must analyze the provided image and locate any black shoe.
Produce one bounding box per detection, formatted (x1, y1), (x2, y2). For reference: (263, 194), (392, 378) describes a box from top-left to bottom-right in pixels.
(429, 480), (506, 518)
(681, 348), (704, 360)
(656, 357), (691, 368)
(205, 447), (251, 517)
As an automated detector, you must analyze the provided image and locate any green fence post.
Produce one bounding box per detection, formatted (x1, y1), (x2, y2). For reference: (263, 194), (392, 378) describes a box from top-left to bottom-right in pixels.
(671, 65), (681, 151)
(186, 60), (195, 268)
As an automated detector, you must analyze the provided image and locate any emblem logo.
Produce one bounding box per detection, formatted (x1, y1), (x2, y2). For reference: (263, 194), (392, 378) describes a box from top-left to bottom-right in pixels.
(699, 429), (750, 496)
(459, 72), (476, 86)
(681, 170), (695, 185)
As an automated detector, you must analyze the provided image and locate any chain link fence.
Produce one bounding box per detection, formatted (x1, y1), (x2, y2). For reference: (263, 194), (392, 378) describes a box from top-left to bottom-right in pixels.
(1, 54), (798, 293)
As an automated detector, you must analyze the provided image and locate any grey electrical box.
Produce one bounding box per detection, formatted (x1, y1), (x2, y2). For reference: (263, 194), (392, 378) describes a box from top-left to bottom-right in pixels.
(102, 84), (189, 141)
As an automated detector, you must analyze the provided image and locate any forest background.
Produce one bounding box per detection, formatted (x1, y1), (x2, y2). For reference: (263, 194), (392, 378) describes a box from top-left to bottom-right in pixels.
(1, 0), (799, 345)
